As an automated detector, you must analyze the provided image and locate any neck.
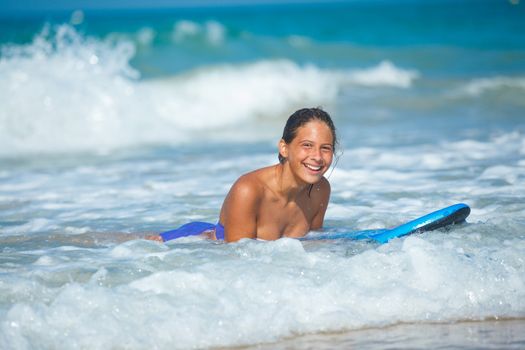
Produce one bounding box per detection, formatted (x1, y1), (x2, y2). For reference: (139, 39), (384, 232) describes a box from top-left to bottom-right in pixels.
(274, 163), (310, 201)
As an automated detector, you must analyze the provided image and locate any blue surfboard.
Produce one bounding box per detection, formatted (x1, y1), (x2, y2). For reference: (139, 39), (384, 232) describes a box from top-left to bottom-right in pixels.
(306, 203), (470, 243)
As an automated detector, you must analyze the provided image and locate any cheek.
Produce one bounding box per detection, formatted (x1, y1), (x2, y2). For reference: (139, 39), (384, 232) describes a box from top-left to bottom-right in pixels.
(289, 146), (306, 159)
(324, 152), (334, 165)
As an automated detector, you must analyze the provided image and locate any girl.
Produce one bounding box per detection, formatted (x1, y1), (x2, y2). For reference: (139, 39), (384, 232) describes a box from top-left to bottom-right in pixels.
(148, 107), (337, 242)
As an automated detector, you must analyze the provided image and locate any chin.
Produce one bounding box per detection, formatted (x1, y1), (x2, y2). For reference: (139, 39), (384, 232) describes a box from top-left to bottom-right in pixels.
(303, 173), (325, 184)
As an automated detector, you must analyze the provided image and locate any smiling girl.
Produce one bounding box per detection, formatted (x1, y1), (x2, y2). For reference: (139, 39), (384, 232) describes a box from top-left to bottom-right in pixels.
(149, 107), (337, 242)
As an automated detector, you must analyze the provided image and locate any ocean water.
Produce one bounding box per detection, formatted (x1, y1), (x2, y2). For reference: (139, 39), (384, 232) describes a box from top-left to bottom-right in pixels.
(1, 1), (525, 349)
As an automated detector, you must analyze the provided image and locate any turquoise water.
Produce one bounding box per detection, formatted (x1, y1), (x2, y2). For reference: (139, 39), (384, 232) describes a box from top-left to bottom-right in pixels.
(1, 1), (525, 349)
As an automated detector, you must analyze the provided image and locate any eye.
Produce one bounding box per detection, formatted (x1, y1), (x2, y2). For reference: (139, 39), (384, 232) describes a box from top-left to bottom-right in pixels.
(322, 145), (333, 152)
(302, 142), (313, 149)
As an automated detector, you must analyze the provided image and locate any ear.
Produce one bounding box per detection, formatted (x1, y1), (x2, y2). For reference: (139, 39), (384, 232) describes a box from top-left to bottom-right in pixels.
(278, 139), (288, 160)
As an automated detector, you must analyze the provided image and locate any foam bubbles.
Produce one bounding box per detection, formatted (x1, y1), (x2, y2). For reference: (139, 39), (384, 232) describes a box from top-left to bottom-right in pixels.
(146, 60), (339, 129)
(136, 27), (156, 46)
(1, 218), (56, 235)
(1, 235), (524, 349)
(1, 7), (524, 348)
(328, 130), (525, 231)
(460, 76), (525, 96)
(0, 23), (424, 157)
(0, 24), (140, 155)
(345, 60), (419, 88)
(172, 20), (226, 45)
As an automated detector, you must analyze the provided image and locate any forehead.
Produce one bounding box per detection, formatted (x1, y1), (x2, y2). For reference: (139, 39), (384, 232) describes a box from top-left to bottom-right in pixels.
(294, 120), (334, 143)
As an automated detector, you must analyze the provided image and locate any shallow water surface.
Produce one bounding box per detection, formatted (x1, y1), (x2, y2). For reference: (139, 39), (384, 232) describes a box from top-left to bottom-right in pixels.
(1, 1), (525, 348)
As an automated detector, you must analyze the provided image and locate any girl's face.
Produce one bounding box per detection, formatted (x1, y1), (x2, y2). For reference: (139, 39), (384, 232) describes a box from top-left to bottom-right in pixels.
(279, 120), (334, 185)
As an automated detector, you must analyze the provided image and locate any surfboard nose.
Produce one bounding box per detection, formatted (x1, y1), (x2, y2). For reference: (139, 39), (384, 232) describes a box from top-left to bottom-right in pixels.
(369, 203), (471, 244)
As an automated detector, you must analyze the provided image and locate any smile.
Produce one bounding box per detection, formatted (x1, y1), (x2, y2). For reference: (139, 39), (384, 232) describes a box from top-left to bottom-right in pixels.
(304, 163), (323, 172)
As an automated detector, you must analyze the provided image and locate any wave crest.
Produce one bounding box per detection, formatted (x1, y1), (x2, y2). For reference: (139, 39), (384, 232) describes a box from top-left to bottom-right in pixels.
(172, 20), (227, 46)
(0, 24), (419, 156)
(459, 76), (525, 96)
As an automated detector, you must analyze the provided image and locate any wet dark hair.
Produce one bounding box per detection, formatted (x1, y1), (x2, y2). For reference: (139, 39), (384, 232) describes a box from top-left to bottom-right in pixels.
(278, 107), (337, 164)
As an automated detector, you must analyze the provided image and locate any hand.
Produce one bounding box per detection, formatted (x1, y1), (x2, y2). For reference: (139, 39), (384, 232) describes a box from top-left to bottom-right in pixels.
(145, 234), (163, 242)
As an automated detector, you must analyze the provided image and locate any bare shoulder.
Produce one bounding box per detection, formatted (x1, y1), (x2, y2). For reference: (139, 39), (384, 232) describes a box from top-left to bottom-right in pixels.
(229, 171), (264, 199)
(223, 167), (272, 208)
(233, 165), (275, 191)
(220, 168), (269, 241)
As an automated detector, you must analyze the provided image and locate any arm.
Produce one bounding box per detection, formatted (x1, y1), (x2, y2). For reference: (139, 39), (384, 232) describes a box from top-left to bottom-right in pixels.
(220, 175), (261, 242)
(310, 177), (331, 230)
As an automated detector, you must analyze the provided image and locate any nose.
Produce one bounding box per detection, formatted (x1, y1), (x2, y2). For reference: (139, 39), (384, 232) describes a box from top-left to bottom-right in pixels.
(309, 147), (322, 161)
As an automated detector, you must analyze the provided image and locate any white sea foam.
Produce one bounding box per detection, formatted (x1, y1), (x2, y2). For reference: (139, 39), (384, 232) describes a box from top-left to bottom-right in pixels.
(0, 122), (523, 349)
(1, 218), (56, 235)
(459, 76), (525, 96)
(172, 20), (226, 45)
(144, 60), (339, 130)
(136, 27), (156, 46)
(1, 7), (524, 349)
(0, 25), (419, 156)
(172, 20), (201, 42)
(328, 130), (525, 229)
(1, 236), (524, 349)
(0, 24), (140, 155)
(344, 60), (419, 88)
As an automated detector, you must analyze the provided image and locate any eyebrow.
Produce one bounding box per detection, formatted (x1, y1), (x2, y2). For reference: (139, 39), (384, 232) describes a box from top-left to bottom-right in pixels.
(298, 139), (333, 145)
(298, 140), (334, 149)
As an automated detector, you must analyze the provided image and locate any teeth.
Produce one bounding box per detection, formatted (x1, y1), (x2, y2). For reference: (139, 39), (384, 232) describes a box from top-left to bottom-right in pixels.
(305, 164), (322, 171)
